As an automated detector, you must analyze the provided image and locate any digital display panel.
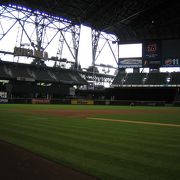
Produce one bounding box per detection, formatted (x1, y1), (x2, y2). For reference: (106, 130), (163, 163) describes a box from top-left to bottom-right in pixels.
(118, 43), (142, 68)
(118, 58), (142, 68)
(119, 43), (142, 58)
(142, 41), (161, 68)
(161, 40), (180, 67)
(163, 58), (180, 67)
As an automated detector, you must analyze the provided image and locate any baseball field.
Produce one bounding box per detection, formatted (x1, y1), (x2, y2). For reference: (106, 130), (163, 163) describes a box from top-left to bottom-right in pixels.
(0, 104), (180, 180)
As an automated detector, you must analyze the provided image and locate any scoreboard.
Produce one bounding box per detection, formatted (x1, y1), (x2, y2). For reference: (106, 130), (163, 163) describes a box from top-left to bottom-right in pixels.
(142, 41), (161, 68)
(142, 40), (180, 68)
(161, 39), (180, 67)
(163, 58), (180, 67)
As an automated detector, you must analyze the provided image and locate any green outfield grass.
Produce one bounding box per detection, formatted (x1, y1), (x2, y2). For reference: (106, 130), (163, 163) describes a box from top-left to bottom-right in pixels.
(0, 104), (180, 180)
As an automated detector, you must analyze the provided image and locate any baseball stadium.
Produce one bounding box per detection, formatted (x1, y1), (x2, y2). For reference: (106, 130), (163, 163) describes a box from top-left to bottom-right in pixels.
(0, 1), (180, 180)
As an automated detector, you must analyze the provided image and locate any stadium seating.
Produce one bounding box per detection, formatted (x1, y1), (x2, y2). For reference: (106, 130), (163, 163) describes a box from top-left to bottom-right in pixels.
(0, 61), (87, 85)
(145, 72), (169, 85)
(31, 66), (56, 82)
(112, 72), (180, 86)
(123, 73), (147, 85)
(170, 72), (180, 85)
(112, 73), (126, 85)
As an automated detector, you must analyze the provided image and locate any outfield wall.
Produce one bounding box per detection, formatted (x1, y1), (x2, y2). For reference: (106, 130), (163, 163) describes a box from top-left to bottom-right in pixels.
(1, 98), (167, 106)
(1, 86), (179, 106)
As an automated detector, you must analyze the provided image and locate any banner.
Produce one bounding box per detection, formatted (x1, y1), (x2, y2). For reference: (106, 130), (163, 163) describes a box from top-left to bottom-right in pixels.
(32, 99), (50, 104)
(71, 99), (94, 105)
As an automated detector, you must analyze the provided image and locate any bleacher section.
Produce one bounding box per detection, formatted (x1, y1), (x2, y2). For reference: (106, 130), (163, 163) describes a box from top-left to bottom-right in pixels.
(55, 69), (86, 84)
(112, 73), (126, 85)
(0, 61), (87, 85)
(31, 67), (56, 82)
(124, 73), (147, 85)
(112, 72), (180, 87)
(145, 73), (169, 85)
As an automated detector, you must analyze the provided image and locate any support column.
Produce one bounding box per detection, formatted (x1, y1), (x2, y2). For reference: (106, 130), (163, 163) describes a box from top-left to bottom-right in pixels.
(70, 25), (81, 69)
(91, 29), (100, 67)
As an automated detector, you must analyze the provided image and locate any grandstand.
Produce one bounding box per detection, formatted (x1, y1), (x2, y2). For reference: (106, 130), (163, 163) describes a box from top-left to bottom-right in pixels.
(0, 61), (87, 100)
(112, 72), (180, 87)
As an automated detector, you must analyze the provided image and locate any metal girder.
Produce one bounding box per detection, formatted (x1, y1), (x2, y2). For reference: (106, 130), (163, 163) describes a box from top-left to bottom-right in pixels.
(0, 5), (81, 66)
(70, 25), (81, 69)
(91, 29), (118, 68)
(91, 29), (100, 66)
(2, 0), (180, 41)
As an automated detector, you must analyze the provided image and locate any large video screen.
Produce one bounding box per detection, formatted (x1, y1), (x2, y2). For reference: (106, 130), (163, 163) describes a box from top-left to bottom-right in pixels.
(118, 43), (142, 68)
(119, 43), (142, 58)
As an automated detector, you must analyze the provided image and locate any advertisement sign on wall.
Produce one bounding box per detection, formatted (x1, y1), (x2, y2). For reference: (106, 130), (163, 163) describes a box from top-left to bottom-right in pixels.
(71, 99), (94, 105)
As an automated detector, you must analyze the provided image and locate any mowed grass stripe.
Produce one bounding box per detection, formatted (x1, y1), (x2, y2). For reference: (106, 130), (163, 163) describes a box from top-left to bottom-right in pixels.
(1, 120), (180, 159)
(1, 114), (180, 157)
(0, 104), (180, 180)
(1, 113), (180, 150)
(1, 115), (180, 148)
(0, 125), (179, 180)
(1, 116), (180, 145)
(0, 136), (151, 180)
(1, 111), (180, 138)
(1, 119), (180, 166)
